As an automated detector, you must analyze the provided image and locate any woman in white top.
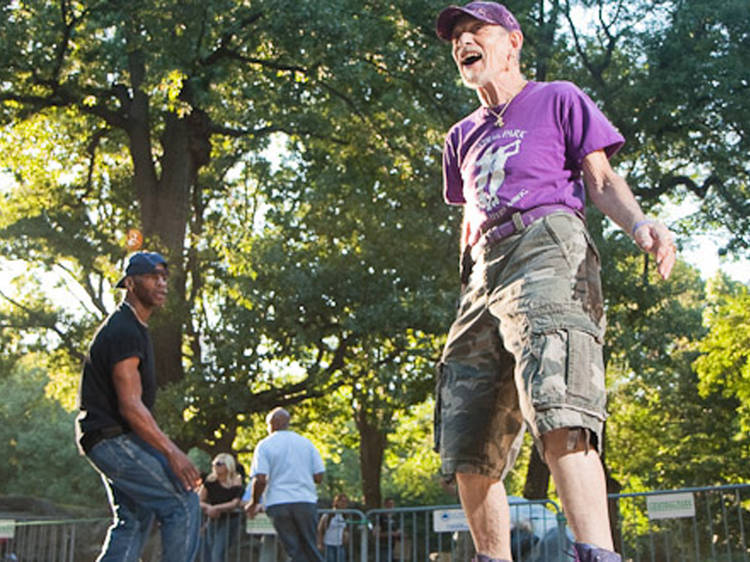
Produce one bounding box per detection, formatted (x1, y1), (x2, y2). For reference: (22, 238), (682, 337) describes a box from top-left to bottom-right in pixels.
(317, 493), (350, 562)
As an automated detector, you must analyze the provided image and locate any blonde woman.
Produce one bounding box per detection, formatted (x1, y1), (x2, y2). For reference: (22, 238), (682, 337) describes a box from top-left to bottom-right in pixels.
(199, 453), (244, 562)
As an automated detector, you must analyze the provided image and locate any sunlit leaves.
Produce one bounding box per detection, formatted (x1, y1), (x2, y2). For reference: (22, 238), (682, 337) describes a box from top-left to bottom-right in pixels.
(694, 279), (750, 434)
(0, 0), (748, 508)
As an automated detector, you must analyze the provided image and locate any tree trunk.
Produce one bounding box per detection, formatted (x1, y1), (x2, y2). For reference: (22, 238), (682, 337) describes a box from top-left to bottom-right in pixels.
(523, 446), (550, 499)
(134, 110), (212, 389)
(601, 424), (623, 552)
(355, 408), (386, 510)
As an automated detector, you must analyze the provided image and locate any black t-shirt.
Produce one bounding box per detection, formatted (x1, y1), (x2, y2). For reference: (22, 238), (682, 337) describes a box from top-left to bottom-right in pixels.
(378, 513), (399, 537)
(76, 302), (156, 437)
(203, 479), (244, 505)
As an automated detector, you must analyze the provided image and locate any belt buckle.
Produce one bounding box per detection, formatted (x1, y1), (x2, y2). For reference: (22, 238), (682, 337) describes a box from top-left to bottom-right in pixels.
(510, 211), (525, 233)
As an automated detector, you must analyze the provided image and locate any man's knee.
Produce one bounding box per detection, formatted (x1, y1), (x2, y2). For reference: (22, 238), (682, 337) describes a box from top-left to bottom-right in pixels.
(455, 471), (501, 490)
(542, 427), (596, 462)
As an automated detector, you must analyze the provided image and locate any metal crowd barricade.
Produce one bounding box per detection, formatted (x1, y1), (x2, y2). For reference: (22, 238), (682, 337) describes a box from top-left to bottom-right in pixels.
(204, 507), (369, 562)
(0, 516), (109, 562)
(610, 483), (750, 562)
(366, 498), (570, 562)
(2, 485), (749, 561)
(314, 508), (370, 562)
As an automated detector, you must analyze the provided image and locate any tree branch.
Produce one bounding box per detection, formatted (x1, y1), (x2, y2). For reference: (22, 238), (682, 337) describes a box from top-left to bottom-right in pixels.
(198, 11), (264, 67)
(209, 123), (347, 145)
(0, 290), (85, 362)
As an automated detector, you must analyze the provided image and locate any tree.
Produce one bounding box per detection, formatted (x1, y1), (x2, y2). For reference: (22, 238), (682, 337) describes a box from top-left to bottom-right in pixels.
(0, 356), (104, 508)
(0, 0), (460, 507)
(603, 258), (742, 487)
(602, 272), (750, 558)
(693, 277), (750, 440)
(1, 0), (748, 510)
(630, 0), (750, 253)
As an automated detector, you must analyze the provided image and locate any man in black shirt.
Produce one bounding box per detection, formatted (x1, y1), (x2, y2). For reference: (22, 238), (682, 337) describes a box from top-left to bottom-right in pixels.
(76, 252), (201, 561)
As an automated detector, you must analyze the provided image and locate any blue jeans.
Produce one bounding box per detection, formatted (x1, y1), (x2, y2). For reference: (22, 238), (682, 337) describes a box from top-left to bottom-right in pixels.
(266, 502), (324, 562)
(325, 544), (347, 562)
(201, 514), (242, 562)
(87, 433), (201, 562)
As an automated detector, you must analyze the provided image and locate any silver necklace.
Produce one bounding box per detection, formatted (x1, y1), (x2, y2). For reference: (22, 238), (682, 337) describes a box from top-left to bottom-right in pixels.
(487, 82), (527, 128)
(123, 300), (149, 327)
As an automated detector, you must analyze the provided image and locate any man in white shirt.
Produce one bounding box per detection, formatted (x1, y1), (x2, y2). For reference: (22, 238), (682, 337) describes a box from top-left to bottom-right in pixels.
(245, 407), (326, 562)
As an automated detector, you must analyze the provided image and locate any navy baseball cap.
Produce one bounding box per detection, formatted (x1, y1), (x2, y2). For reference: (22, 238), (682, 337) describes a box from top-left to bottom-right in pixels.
(436, 1), (521, 41)
(116, 252), (167, 288)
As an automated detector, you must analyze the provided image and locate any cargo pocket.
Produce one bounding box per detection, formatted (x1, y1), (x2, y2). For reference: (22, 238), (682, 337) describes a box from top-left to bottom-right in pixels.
(566, 329), (606, 415)
(527, 328), (568, 410)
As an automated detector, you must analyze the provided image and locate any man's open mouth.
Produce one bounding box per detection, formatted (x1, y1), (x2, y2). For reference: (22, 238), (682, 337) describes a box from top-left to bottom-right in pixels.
(462, 53), (482, 66)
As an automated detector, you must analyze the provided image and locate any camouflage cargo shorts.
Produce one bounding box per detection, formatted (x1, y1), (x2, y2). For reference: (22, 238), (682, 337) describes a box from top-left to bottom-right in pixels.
(434, 212), (608, 480)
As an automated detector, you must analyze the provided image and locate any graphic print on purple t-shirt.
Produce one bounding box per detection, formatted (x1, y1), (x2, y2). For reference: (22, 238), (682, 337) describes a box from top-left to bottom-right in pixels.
(442, 81), (625, 246)
(464, 138), (521, 210)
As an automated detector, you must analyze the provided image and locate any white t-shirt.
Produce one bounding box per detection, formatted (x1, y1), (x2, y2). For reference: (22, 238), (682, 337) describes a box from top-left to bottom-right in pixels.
(250, 430), (325, 507)
(323, 513), (347, 546)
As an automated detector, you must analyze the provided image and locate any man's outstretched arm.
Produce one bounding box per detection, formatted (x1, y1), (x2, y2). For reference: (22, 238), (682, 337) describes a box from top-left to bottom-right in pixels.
(582, 149), (676, 280)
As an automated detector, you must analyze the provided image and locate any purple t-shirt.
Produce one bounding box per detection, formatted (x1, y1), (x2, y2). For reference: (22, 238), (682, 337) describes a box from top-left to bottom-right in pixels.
(442, 80), (624, 246)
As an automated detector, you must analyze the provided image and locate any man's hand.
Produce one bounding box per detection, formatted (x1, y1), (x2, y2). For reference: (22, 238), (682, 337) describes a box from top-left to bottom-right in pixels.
(633, 220), (677, 280)
(244, 474), (267, 519)
(166, 447), (201, 491)
(244, 501), (262, 519)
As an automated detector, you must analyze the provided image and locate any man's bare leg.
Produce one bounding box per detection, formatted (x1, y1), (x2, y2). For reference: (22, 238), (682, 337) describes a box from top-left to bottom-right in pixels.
(455, 472), (512, 559)
(543, 428), (614, 550)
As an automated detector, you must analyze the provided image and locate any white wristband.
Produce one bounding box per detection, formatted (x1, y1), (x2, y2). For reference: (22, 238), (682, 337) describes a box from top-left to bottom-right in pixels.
(631, 219), (653, 238)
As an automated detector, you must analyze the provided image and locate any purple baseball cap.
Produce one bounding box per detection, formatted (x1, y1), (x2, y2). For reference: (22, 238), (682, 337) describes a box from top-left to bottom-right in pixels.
(436, 1), (521, 41)
(115, 252), (167, 288)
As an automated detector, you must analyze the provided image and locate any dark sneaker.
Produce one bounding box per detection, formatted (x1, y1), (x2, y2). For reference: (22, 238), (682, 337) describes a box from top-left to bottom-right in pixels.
(573, 542), (622, 561)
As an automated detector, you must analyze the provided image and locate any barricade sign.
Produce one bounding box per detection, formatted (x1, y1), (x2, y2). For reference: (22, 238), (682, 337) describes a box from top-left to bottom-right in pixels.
(433, 508), (469, 533)
(245, 513), (277, 535)
(646, 492), (695, 520)
(0, 519), (15, 539)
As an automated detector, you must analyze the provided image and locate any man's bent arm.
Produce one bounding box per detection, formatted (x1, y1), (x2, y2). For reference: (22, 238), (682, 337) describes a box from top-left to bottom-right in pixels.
(582, 149), (676, 280)
(112, 357), (199, 490)
(244, 474), (267, 518)
(250, 474), (267, 503)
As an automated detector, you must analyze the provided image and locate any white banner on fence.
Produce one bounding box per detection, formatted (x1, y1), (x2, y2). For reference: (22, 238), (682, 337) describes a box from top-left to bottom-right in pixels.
(0, 519), (15, 540)
(433, 509), (470, 532)
(245, 513), (277, 535)
(646, 492), (696, 520)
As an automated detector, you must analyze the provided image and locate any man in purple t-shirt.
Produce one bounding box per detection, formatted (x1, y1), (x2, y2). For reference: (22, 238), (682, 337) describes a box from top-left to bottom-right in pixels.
(433, 3), (677, 562)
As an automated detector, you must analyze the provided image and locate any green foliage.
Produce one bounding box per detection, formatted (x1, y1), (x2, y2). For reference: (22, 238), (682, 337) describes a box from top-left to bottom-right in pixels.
(383, 401), (451, 506)
(694, 277), (750, 435)
(0, 356), (103, 508)
(0, 0), (748, 509)
(604, 254), (749, 489)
